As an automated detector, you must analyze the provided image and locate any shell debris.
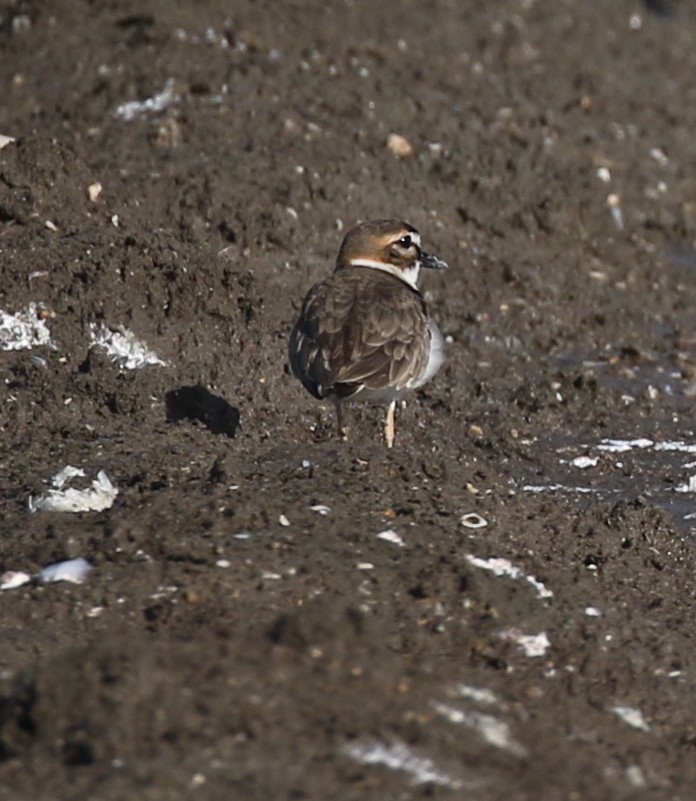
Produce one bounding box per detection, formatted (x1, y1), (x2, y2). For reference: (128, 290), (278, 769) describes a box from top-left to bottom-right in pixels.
(40, 557), (92, 584)
(611, 705), (651, 732)
(466, 555), (552, 599)
(498, 627), (551, 657)
(460, 512), (488, 529)
(386, 132), (413, 157)
(29, 468), (118, 513)
(87, 181), (103, 201)
(377, 529), (405, 547)
(1, 571), (32, 590)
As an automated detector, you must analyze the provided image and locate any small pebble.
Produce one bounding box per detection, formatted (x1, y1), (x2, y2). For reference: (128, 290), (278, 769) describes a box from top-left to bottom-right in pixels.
(87, 181), (103, 202)
(386, 132), (413, 157)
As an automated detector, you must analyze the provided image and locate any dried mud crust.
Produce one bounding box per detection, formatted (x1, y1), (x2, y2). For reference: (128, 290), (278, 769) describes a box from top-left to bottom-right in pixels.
(1, 1), (696, 800)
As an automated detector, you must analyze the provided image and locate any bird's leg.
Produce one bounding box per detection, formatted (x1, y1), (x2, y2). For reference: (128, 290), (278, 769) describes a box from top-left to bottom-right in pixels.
(384, 400), (396, 448)
(335, 402), (349, 440)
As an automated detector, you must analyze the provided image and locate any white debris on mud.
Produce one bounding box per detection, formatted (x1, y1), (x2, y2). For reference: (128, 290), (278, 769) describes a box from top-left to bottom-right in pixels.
(343, 741), (466, 789)
(611, 705), (651, 732)
(596, 438), (696, 454)
(432, 702), (528, 758)
(466, 555), (553, 599)
(2, 558), (93, 590)
(40, 557), (92, 584)
(498, 627), (551, 657)
(570, 455), (599, 469)
(377, 529), (405, 547)
(0, 304), (53, 350)
(456, 684), (498, 706)
(597, 438), (654, 453)
(89, 323), (166, 369)
(0, 571), (32, 590)
(522, 483), (599, 494)
(29, 466), (118, 513)
(675, 475), (696, 494)
(115, 79), (179, 121)
(459, 512), (488, 529)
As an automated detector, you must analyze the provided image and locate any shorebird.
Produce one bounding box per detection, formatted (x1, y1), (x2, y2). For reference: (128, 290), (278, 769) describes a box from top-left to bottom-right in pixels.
(288, 219), (446, 447)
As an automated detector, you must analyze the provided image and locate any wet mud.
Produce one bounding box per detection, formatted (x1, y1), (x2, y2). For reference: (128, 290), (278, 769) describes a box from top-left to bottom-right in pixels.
(0, 1), (695, 799)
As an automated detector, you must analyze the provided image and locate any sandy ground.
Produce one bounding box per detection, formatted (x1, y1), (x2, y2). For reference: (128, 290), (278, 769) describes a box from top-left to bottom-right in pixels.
(1, 1), (695, 799)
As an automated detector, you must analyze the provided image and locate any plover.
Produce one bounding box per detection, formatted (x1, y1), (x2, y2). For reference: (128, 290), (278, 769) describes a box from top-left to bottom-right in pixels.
(288, 219), (447, 447)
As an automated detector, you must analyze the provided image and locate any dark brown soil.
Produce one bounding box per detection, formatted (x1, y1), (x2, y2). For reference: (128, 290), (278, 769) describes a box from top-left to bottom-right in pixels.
(1, 1), (695, 799)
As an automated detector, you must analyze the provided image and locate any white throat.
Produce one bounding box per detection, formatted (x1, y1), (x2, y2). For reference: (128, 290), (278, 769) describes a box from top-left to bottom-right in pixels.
(348, 258), (421, 290)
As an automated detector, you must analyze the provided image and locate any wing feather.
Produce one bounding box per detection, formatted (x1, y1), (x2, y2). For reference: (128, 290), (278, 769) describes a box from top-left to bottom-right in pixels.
(288, 268), (431, 401)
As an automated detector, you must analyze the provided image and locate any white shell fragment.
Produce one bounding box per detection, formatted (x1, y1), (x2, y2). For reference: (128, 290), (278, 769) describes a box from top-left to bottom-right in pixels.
(0, 304), (54, 351)
(571, 456), (599, 469)
(611, 705), (651, 732)
(432, 702), (528, 758)
(498, 627), (551, 657)
(87, 181), (103, 202)
(278, 514), (291, 526)
(0, 134), (15, 149)
(675, 475), (696, 494)
(29, 468), (118, 513)
(466, 555), (553, 599)
(89, 323), (166, 369)
(51, 465), (87, 488)
(309, 504), (331, 515)
(115, 79), (179, 121)
(377, 529), (405, 547)
(597, 438), (654, 453)
(386, 132), (414, 157)
(343, 741), (464, 789)
(40, 557), (92, 584)
(459, 512), (488, 529)
(521, 483), (598, 495)
(607, 193), (624, 231)
(456, 684), (498, 706)
(0, 571), (32, 590)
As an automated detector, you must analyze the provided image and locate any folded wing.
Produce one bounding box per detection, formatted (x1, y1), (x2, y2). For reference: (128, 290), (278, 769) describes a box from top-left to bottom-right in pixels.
(289, 270), (430, 401)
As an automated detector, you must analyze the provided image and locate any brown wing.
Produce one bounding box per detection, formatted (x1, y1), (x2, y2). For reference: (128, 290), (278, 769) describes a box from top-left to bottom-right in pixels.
(288, 279), (337, 399)
(288, 269), (430, 401)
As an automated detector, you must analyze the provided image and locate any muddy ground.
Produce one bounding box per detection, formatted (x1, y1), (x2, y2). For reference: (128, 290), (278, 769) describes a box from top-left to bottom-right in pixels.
(0, 0), (695, 798)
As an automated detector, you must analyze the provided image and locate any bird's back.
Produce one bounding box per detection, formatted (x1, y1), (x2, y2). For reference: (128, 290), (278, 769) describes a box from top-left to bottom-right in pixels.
(288, 267), (433, 403)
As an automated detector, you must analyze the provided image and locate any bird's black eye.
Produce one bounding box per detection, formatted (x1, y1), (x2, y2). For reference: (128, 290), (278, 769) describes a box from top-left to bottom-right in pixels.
(398, 235), (413, 248)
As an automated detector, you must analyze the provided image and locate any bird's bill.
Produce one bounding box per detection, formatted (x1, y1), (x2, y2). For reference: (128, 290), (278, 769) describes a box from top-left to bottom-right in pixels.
(420, 251), (448, 270)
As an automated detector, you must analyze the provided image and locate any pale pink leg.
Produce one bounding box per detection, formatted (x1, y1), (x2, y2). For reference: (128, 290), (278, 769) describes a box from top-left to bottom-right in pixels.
(384, 400), (396, 448)
(335, 403), (348, 440)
